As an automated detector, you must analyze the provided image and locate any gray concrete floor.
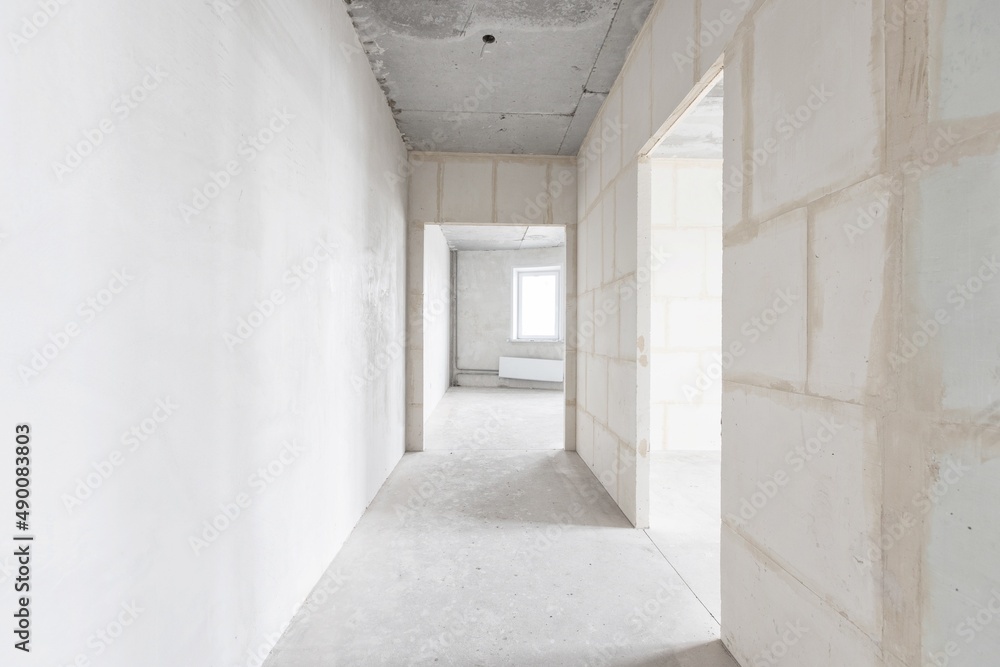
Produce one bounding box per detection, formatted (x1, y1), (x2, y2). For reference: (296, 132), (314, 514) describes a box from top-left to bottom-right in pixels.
(264, 447), (737, 666)
(423, 387), (564, 451)
(646, 451), (723, 624)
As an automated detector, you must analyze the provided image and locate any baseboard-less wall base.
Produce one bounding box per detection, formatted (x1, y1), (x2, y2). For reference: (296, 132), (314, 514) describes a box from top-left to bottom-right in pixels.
(454, 373), (563, 392)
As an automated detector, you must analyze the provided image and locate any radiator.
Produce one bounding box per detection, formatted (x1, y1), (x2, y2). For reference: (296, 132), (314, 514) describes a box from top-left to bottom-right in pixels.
(498, 357), (564, 383)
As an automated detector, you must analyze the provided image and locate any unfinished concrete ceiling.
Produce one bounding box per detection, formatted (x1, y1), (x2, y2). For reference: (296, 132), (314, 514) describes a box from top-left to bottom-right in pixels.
(438, 224), (566, 250)
(345, 0), (656, 156)
(650, 76), (724, 160)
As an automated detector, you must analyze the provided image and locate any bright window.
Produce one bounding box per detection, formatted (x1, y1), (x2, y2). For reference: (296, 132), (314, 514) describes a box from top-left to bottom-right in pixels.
(512, 267), (560, 341)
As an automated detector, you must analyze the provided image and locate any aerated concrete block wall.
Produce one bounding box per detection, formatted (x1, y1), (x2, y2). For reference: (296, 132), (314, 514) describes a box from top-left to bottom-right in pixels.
(649, 158), (723, 452)
(423, 225), (452, 421)
(2, 1), (407, 665)
(406, 153), (577, 451)
(577, 0), (1000, 664)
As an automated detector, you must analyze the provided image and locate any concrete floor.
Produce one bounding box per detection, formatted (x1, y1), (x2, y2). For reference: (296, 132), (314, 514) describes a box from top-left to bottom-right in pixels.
(424, 387), (564, 451)
(264, 449), (737, 666)
(647, 451), (723, 623)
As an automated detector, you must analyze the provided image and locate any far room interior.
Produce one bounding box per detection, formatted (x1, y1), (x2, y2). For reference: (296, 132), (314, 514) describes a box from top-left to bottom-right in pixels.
(422, 223), (567, 451)
(644, 73), (724, 621)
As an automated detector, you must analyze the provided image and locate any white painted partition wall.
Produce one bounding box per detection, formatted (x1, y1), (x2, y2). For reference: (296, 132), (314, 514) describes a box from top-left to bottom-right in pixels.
(575, 0), (1000, 665)
(1, 1), (406, 665)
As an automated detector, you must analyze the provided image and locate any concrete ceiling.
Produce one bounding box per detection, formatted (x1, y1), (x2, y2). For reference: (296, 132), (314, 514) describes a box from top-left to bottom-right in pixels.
(650, 76), (724, 160)
(438, 224), (566, 250)
(345, 0), (656, 156)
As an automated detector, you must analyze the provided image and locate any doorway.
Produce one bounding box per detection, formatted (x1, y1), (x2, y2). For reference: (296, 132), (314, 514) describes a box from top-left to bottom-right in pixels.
(422, 224), (568, 451)
(643, 73), (724, 621)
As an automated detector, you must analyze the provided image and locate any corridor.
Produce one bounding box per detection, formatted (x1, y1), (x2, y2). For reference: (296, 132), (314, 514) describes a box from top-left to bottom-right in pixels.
(264, 449), (738, 666)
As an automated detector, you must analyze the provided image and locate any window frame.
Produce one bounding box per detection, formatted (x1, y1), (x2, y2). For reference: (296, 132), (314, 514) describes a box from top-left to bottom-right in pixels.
(511, 266), (562, 343)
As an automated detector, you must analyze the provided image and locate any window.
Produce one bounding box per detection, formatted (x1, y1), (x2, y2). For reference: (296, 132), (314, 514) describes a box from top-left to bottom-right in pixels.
(512, 267), (561, 341)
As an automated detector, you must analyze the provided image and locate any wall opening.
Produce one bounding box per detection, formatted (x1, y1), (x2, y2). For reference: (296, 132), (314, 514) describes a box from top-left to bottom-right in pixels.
(422, 224), (568, 451)
(643, 72), (724, 622)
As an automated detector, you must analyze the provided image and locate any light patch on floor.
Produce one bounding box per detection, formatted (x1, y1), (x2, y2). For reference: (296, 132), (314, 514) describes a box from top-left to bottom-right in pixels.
(425, 387), (564, 451)
(647, 451), (723, 623)
(263, 451), (738, 666)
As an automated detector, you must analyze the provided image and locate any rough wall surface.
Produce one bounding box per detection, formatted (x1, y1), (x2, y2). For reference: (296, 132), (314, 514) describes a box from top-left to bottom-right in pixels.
(1, 1), (406, 665)
(649, 158), (723, 452)
(579, 0), (1000, 664)
(455, 247), (566, 383)
(406, 153), (577, 450)
(423, 225), (452, 421)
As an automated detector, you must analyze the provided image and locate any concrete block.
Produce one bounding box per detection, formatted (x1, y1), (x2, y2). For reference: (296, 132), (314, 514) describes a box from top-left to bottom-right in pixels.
(651, 229), (708, 298)
(601, 88), (624, 192)
(651, 0), (697, 130)
(594, 422), (619, 498)
(698, 0), (750, 76)
(496, 161), (549, 225)
(722, 386), (880, 636)
(441, 160), (493, 223)
(807, 177), (890, 403)
(935, 0), (1000, 120)
(722, 528), (881, 667)
(722, 47), (744, 231)
(651, 297), (669, 350)
(618, 284), (638, 361)
(587, 354), (609, 425)
(665, 404), (720, 451)
(667, 298), (722, 350)
(602, 191), (616, 285)
(587, 206), (604, 293)
(617, 443), (638, 524)
(576, 352), (587, 406)
(722, 209), (808, 388)
(577, 160), (588, 222)
(578, 291), (595, 355)
(650, 160), (677, 228)
(608, 360), (637, 445)
(622, 32), (652, 159)
(577, 216), (589, 295)
(595, 284), (620, 359)
(750, 0), (880, 219)
(615, 162), (639, 278)
(650, 402), (666, 450)
(585, 146), (602, 213)
(676, 162), (723, 227)
(651, 351), (703, 404)
(577, 408), (595, 468)
(408, 158), (439, 222)
(551, 162), (578, 226)
(706, 227), (723, 297)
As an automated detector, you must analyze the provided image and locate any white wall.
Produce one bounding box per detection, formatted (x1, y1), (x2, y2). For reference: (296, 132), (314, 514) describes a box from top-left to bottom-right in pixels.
(0, 1), (406, 665)
(406, 153), (577, 451)
(649, 159), (722, 452)
(422, 225), (451, 421)
(455, 246), (566, 387)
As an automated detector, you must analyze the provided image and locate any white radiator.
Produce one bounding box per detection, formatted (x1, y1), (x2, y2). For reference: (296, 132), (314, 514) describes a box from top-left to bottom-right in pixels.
(498, 357), (564, 383)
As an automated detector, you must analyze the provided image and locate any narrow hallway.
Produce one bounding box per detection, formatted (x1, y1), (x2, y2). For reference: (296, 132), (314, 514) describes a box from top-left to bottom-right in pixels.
(265, 429), (737, 665)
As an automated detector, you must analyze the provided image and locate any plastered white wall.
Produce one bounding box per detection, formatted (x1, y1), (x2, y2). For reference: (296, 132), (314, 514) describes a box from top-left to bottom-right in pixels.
(423, 225), (452, 421)
(0, 1), (406, 665)
(406, 153), (578, 451)
(455, 247), (566, 386)
(649, 159), (723, 452)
